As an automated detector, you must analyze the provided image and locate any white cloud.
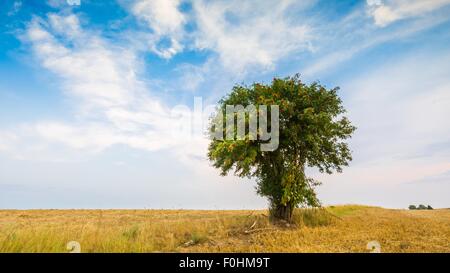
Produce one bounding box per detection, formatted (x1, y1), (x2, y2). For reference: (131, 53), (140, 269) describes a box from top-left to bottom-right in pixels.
(174, 63), (206, 92)
(303, 4), (450, 77)
(367, 0), (450, 27)
(127, 0), (313, 73)
(0, 132), (17, 152)
(191, 0), (312, 74)
(26, 15), (142, 109)
(47, 13), (81, 38)
(33, 122), (120, 151)
(46, 0), (78, 8)
(130, 0), (185, 59)
(132, 0), (185, 35)
(7, 1), (22, 16)
(3, 13), (209, 162)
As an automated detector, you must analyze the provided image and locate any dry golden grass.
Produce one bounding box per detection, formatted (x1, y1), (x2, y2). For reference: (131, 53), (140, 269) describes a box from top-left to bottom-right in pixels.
(0, 205), (449, 253)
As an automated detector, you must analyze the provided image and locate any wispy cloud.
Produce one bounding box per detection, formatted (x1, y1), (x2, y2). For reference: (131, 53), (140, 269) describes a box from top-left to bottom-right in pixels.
(190, 0), (312, 74)
(367, 0), (450, 27)
(7, 1), (22, 17)
(124, 0), (313, 75)
(311, 49), (450, 203)
(1, 13), (205, 160)
(129, 0), (185, 58)
(302, 1), (450, 77)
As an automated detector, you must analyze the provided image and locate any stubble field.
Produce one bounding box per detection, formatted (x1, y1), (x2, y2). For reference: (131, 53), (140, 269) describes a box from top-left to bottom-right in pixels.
(0, 205), (449, 253)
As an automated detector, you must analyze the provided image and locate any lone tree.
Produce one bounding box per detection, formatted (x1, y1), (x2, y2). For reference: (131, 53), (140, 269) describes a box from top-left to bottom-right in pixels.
(207, 75), (356, 222)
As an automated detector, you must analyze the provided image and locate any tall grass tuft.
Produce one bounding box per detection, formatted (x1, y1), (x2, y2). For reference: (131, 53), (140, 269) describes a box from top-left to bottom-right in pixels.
(122, 225), (140, 241)
(292, 208), (335, 227)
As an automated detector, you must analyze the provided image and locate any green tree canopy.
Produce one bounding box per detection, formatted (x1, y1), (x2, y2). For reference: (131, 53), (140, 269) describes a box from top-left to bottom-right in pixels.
(207, 75), (356, 222)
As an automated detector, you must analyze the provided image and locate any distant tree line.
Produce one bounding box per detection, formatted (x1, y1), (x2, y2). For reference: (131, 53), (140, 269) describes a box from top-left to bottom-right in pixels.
(408, 204), (433, 210)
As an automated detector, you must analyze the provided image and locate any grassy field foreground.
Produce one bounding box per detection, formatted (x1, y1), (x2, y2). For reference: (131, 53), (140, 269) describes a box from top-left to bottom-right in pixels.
(0, 205), (449, 253)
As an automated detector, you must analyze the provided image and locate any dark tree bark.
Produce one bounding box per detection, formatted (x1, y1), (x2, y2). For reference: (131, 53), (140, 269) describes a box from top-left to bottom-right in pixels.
(271, 202), (294, 222)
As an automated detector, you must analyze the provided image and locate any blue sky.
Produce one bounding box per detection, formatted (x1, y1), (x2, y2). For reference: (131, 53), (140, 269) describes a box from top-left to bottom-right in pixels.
(1, 0), (450, 209)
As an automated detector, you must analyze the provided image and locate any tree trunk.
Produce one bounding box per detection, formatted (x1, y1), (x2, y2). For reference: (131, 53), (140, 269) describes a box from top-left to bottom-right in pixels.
(271, 202), (294, 223)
